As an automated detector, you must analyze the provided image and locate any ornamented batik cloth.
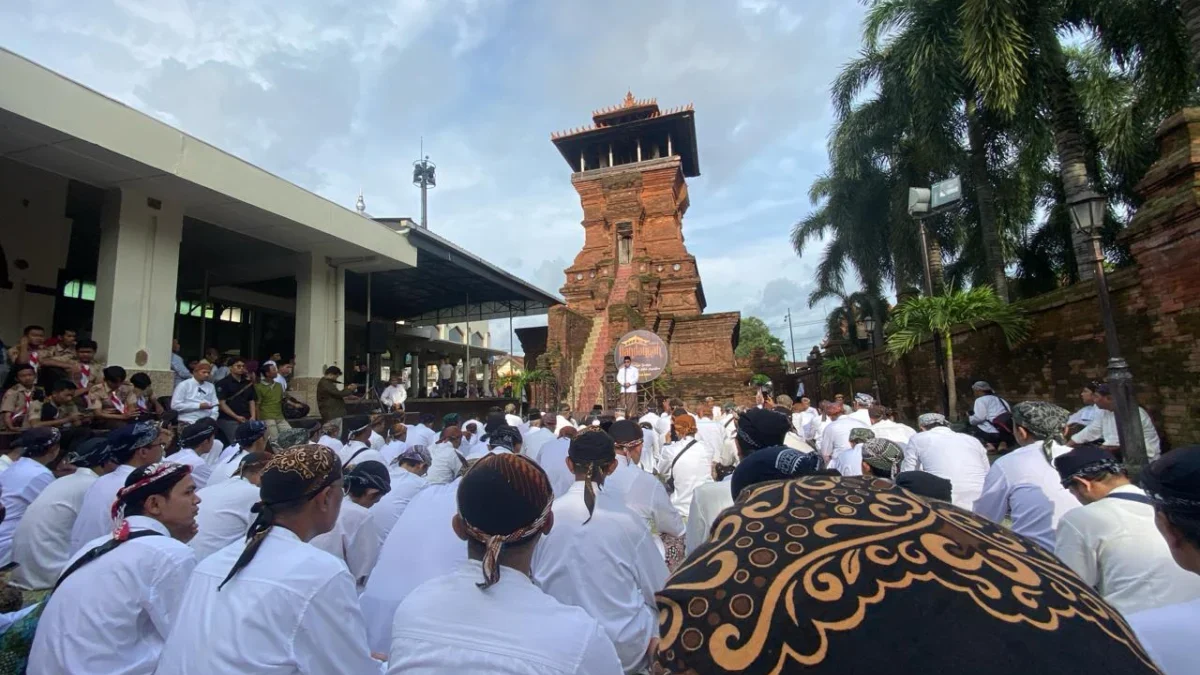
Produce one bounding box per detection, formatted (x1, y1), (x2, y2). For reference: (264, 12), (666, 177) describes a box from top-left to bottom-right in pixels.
(655, 476), (1163, 675)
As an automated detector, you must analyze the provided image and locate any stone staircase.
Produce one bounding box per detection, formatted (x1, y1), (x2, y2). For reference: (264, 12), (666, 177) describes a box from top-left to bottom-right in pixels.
(571, 263), (634, 411)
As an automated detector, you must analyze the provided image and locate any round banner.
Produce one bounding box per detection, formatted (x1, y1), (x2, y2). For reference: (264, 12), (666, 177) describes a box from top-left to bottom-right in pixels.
(613, 330), (669, 383)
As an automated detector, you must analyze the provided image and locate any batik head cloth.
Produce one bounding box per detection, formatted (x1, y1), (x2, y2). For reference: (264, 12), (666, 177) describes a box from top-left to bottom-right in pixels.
(344, 460), (391, 496)
(854, 392), (874, 406)
(110, 462), (191, 537)
(861, 437), (904, 479)
(1012, 401), (1070, 462)
(66, 437), (112, 468)
(457, 452), (553, 589)
(108, 422), (160, 462)
(848, 428), (875, 444)
(1141, 445), (1200, 514)
(569, 430), (615, 523)
(918, 412), (948, 429)
(488, 425), (522, 452)
(1054, 445), (1124, 488)
(730, 446), (820, 499)
(273, 426), (312, 450)
(17, 427), (60, 455)
(656, 476), (1163, 674)
(179, 420), (217, 447)
(235, 420), (267, 445)
(397, 444), (432, 466)
(736, 408), (790, 451)
(219, 445), (342, 590)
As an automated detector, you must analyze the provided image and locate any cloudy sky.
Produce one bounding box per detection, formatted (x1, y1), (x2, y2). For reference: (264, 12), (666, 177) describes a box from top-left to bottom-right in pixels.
(1, 0), (868, 356)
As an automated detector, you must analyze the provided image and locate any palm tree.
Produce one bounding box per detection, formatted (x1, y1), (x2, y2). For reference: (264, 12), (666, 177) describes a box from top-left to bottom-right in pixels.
(821, 356), (867, 398)
(885, 286), (1030, 418)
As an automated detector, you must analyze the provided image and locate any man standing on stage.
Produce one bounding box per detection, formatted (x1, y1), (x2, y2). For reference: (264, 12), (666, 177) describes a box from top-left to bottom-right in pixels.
(617, 356), (639, 415)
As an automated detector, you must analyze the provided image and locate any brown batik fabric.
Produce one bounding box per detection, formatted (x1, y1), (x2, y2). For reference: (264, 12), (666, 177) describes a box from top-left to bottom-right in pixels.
(656, 476), (1163, 675)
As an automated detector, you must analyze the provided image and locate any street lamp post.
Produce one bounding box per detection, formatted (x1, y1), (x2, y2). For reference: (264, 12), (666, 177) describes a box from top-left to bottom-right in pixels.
(863, 316), (882, 404)
(1066, 189), (1149, 476)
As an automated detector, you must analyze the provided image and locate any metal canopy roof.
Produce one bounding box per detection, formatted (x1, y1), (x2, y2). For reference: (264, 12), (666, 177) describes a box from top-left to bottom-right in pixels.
(345, 221), (562, 325)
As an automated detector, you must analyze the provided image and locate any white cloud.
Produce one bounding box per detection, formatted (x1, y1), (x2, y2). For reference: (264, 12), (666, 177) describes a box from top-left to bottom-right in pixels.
(0, 0), (867, 354)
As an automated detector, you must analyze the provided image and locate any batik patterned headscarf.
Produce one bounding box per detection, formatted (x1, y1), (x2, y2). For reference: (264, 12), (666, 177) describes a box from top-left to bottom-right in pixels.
(569, 429), (616, 523)
(861, 438), (904, 479)
(457, 452), (553, 589)
(344, 461), (391, 497)
(488, 425), (522, 452)
(396, 444), (432, 466)
(219, 445), (342, 590)
(848, 428), (875, 445)
(274, 427), (312, 450)
(1012, 401), (1070, 463)
(109, 462), (192, 538)
(918, 412), (948, 429)
(656, 476), (1163, 674)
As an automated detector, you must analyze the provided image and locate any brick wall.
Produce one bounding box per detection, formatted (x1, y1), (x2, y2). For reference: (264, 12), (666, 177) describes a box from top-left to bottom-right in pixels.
(811, 110), (1200, 444)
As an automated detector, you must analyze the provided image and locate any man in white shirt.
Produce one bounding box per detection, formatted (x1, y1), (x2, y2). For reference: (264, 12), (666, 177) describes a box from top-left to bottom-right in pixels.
(792, 397), (819, 443)
(817, 402), (869, 466)
(427, 425), (469, 485)
(207, 420), (271, 487)
(379, 374), (407, 412)
(437, 358), (455, 396)
(869, 405), (917, 447)
(1067, 381), (1101, 430)
(408, 412), (439, 450)
(522, 412), (555, 460)
(316, 420), (345, 456)
(169, 419), (218, 489)
(156, 445), (381, 674)
(387, 452), (622, 674)
(617, 355), (640, 415)
(311, 461), (388, 592)
(170, 361), (218, 425)
(656, 414), (715, 520)
(1127, 448), (1200, 675)
(606, 420), (685, 561)
(30, 461), (200, 675)
(901, 413), (991, 511)
(695, 407), (726, 463)
(71, 421), (167, 553)
(1070, 383), (1161, 461)
(0, 427), (62, 566)
(338, 415), (386, 468)
(1054, 445), (1200, 616)
(828, 427), (875, 477)
(533, 431), (669, 673)
(849, 392), (874, 423)
(10, 437), (119, 590)
(189, 451), (270, 561)
(973, 401), (1080, 551)
(361, 478), (464, 653)
(536, 428), (577, 497)
(372, 444), (429, 546)
(967, 381), (1014, 450)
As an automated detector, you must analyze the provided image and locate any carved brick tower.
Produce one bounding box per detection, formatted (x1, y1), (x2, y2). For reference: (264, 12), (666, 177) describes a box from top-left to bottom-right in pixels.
(543, 93), (744, 412)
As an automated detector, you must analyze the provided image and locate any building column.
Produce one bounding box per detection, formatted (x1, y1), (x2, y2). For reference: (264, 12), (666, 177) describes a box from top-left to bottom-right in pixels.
(92, 188), (183, 397)
(291, 252), (345, 406)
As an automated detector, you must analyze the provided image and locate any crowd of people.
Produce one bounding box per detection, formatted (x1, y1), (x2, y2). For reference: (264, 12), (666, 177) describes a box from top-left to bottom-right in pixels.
(0, 326), (1193, 674)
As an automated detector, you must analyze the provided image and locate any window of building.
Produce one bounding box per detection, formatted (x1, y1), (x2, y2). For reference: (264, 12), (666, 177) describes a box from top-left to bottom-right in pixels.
(62, 280), (97, 301)
(448, 327), (464, 343)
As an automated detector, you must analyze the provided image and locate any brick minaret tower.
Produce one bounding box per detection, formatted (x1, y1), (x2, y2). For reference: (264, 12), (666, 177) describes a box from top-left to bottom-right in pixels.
(543, 93), (745, 412)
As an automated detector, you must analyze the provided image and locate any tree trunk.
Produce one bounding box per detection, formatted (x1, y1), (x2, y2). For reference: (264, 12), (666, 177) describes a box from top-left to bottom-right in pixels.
(1183, 0), (1200, 73)
(926, 236), (947, 295)
(964, 95), (1010, 302)
(942, 328), (957, 420)
(1044, 36), (1100, 283)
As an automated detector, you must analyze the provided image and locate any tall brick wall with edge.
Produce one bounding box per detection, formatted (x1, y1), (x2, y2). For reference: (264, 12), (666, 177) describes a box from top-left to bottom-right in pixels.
(807, 110), (1200, 445)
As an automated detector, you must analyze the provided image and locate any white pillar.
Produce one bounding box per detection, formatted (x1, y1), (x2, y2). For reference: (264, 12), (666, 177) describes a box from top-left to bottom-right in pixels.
(92, 188), (182, 395)
(293, 252), (345, 404)
(667, 133), (673, 157)
(636, 138), (642, 162)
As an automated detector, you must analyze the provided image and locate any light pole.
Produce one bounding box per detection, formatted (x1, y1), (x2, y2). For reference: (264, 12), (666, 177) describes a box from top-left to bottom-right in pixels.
(863, 315), (882, 404)
(1066, 189), (1149, 475)
(784, 308), (798, 372)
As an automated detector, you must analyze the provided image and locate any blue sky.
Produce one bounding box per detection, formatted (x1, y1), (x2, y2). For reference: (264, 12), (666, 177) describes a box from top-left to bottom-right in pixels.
(0, 0), (868, 355)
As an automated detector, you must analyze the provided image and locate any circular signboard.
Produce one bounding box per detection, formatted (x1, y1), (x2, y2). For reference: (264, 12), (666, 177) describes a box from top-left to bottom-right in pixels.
(613, 330), (669, 383)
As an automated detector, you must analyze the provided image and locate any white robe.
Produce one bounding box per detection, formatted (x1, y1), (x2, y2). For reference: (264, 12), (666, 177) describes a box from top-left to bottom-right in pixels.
(521, 426), (554, 460)
(360, 479), (464, 654)
(189, 477), (260, 562)
(0, 457), (55, 566)
(155, 527), (378, 675)
(310, 497), (380, 592)
(533, 482), (668, 672)
(29, 516), (196, 675)
(686, 479), (735, 554)
(370, 469), (428, 547)
(534, 437), (575, 498)
(70, 464), (136, 554)
(387, 560), (621, 674)
(10, 467), (99, 590)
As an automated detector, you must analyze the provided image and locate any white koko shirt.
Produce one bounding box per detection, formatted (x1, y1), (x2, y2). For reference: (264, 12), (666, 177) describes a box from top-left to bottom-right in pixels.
(310, 496), (381, 593)
(10, 467), (99, 590)
(155, 527), (378, 675)
(29, 516), (196, 675)
(1128, 597), (1200, 675)
(0, 457), (55, 566)
(189, 477), (260, 562)
(370, 468), (428, 547)
(972, 443), (1080, 550)
(617, 365), (639, 393)
(387, 560), (621, 675)
(656, 436), (716, 519)
(605, 455), (685, 559)
(901, 427), (991, 511)
(70, 464), (136, 554)
(1056, 485), (1200, 616)
(170, 378), (219, 425)
(533, 483), (668, 672)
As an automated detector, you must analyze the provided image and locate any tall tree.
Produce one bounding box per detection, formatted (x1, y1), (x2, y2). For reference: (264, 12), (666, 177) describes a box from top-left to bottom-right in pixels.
(886, 287), (1030, 418)
(735, 317), (787, 361)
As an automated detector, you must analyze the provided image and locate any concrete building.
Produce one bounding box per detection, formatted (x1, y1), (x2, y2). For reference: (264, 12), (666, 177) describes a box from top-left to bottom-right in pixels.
(0, 48), (555, 406)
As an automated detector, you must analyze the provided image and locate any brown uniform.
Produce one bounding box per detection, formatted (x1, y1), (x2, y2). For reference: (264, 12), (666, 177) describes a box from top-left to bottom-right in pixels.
(87, 382), (138, 416)
(0, 384), (38, 429)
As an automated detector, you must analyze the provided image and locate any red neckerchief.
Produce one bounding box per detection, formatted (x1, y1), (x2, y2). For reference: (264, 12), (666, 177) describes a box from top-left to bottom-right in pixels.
(27, 350), (39, 371)
(79, 362), (92, 387)
(108, 388), (127, 414)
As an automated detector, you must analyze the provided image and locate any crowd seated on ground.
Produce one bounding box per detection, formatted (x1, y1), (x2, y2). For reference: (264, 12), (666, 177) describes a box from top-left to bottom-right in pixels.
(0, 332), (1193, 675)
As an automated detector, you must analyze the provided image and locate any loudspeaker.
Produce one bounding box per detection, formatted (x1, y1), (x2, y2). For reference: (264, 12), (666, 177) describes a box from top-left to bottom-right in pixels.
(367, 322), (388, 353)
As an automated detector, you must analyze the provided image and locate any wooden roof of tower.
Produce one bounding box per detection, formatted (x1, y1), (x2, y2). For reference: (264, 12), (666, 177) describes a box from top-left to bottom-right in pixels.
(551, 91), (700, 178)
